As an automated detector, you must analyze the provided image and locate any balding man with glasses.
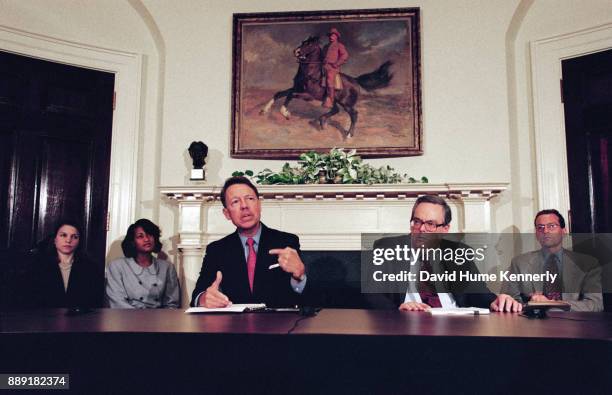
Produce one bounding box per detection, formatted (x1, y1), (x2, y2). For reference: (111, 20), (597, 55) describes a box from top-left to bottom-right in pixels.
(501, 209), (603, 311)
(370, 195), (521, 312)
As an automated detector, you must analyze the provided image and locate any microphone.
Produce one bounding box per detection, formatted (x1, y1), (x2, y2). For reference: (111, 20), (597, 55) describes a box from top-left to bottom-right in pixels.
(65, 306), (93, 316)
(299, 306), (319, 316)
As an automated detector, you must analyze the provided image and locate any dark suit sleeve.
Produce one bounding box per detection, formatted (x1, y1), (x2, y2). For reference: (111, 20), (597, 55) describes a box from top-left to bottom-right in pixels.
(24, 253), (42, 308)
(287, 233), (307, 296)
(269, 230), (312, 307)
(500, 257), (524, 303)
(362, 292), (400, 310)
(28, 252), (61, 308)
(568, 257), (603, 312)
(291, 233), (328, 308)
(436, 240), (495, 308)
(450, 257), (496, 308)
(289, 233), (300, 252)
(361, 237), (405, 310)
(190, 243), (220, 307)
(461, 292), (496, 309)
(82, 256), (105, 308)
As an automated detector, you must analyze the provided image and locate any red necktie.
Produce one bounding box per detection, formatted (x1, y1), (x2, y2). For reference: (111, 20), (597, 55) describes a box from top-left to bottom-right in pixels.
(246, 238), (256, 292)
(543, 254), (562, 300)
(418, 260), (442, 308)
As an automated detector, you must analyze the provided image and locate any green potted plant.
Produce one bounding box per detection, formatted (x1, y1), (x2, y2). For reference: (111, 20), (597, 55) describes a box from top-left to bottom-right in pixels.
(233, 148), (428, 185)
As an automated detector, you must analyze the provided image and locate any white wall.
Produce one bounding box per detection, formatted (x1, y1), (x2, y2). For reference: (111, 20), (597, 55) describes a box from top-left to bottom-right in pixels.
(0, 0), (163, 257)
(511, 0), (612, 231)
(142, 0), (521, 253)
(144, 0), (517, 187)
(1, 0), (611, 263)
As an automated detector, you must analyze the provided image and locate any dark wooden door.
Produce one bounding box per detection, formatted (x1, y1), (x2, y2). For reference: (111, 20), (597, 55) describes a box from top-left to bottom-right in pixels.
(563, 49), (612, 233)
(0, 51), (114, 265)
(562, 48), (612, 312)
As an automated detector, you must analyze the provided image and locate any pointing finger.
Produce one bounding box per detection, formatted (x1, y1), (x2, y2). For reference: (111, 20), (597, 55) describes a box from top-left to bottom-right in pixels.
(268, 248), (284, 256)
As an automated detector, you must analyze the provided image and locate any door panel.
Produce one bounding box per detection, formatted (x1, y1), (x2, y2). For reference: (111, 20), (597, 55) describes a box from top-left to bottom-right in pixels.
(562, 48), (612, 312)
(37, 135), (92, 243)
(563, 49), (612, 233)
(0, 50), (114, 265)
(0, 128), (16, 249)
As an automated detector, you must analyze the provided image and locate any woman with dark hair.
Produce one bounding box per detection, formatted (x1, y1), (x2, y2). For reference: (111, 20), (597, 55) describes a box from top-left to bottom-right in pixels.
(106, 219), (180, 308)
(30, 220), (104, 308)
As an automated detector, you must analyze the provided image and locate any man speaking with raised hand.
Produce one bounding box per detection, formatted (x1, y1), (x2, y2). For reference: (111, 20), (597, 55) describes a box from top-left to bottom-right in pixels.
(190, 176), (308, 308)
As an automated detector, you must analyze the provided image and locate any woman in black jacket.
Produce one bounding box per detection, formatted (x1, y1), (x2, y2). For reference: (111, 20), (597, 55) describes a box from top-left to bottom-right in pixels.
(30, 220), (104, 308)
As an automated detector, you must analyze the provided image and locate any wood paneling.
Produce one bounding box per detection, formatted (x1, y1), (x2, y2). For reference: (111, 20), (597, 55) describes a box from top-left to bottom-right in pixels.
(0, 50), (114, 264)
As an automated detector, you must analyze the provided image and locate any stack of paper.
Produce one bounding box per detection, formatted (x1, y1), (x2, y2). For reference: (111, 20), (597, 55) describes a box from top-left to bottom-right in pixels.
(429, 307), (490, 315)
(185, 303), (266, 314)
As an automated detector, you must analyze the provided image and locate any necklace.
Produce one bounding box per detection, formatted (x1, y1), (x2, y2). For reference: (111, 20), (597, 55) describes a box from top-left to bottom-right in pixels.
(58, 256), (74, 271)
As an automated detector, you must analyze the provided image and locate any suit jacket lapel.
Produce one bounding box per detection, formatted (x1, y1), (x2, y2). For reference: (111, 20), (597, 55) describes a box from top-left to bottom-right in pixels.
(436, 239), (457, 294)
(254, 223), (272, 296)
(562, 250), (584, 297)
(430, 251), (449, 293)
(526, 252), (543, 293)
(48, 259), (68, 304)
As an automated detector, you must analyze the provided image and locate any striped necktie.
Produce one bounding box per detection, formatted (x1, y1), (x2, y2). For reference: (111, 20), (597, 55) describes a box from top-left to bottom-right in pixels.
(418, 260), (442, 308)
(543, 254), (562, 300)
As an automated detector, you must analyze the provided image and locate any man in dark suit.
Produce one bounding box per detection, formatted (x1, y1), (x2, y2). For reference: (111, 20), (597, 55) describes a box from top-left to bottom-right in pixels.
(190, 176), (307, 308)
(501, 209), (603, 311)
(369, 195), (522, 312)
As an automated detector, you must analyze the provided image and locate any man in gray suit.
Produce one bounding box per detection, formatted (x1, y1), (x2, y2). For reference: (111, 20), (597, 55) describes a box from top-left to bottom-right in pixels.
(502, 209), (603, 311)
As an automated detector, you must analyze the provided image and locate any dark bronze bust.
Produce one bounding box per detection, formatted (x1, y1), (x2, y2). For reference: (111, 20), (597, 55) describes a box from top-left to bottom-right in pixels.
(188, 141), (208, 169)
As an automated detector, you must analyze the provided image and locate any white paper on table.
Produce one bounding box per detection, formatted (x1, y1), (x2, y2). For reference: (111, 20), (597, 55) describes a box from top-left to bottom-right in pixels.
(428, 307), (490, 316)
(185, 303), (266, 314)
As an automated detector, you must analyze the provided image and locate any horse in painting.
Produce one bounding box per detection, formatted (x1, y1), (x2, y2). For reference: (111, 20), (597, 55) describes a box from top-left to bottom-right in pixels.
(260, 35), (393, 138)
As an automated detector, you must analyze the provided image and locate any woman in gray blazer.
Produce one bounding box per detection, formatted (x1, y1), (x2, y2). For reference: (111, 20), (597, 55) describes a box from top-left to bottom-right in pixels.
(106, 219), (180, 308)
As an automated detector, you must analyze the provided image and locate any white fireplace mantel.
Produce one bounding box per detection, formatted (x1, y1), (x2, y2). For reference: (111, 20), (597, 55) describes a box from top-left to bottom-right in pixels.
(160, 183), (507, 299)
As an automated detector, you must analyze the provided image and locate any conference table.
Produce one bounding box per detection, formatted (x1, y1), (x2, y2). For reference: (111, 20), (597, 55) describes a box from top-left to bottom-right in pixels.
(1, 308), (610, 394)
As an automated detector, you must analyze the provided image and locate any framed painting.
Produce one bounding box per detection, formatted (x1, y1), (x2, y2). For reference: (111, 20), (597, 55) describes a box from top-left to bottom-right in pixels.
(231, 8), (421, 159)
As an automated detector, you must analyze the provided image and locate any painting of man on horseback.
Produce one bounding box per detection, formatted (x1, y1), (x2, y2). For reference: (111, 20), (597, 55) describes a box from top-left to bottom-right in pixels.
(260, 30), (394, 139)
(232, 9), (422, 158)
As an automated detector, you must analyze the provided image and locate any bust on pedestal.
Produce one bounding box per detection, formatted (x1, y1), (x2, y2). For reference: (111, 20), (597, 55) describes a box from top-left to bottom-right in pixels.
(188, 141), (208, 181)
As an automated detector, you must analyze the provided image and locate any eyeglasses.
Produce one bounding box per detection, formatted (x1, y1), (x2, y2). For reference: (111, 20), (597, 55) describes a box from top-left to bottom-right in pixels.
(410, 217), (446, 232)
(535, 223), (561, 232)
